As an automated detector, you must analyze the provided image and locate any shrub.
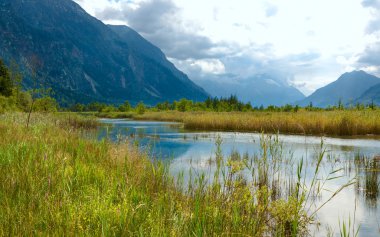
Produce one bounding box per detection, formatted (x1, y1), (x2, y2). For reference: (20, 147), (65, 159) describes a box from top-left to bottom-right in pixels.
(136, 101), (146, 115)
(34, 97), (58, 112)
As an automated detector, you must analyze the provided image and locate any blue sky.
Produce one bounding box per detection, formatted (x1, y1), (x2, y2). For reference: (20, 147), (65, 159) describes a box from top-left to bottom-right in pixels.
(75, 0), (380, 95)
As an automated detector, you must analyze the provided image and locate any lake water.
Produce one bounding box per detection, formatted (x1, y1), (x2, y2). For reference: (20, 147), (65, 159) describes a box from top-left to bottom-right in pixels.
(98, 119), (380, 237)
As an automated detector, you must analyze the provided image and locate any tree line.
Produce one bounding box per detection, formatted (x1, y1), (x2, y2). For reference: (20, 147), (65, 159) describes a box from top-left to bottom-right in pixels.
(1, 59), (378, 114)
(69, 96), (378, 114)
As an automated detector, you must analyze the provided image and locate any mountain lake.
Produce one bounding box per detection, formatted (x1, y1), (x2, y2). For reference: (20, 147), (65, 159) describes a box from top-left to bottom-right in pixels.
(97, 119), (380, 237)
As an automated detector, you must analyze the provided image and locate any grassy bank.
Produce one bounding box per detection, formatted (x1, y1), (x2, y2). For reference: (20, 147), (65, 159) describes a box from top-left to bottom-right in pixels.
(131, 110), (380, 136)
(0, 112), (351, 236)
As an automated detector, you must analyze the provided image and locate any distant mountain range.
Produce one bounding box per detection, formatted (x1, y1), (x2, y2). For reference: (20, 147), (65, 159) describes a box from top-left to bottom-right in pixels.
(0, 0), (208, 105)
(298, 70), (380, 107)
(197, 75), (306, 106)
(1, 0), (379, 107)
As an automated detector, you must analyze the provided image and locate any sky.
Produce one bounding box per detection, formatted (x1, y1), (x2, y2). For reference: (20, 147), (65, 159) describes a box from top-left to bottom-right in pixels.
(74, 0), (380, 95)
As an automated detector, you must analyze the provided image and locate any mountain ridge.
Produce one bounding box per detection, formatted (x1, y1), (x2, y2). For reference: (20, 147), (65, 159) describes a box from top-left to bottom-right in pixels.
(355, 82), (380, 105)
(297, 70), (380, 107)
(0, 0), (208, 105)
(197, 75), (305, 106)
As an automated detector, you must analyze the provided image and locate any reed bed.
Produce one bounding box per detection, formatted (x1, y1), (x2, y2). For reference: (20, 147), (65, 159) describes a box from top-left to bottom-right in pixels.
(353, 155), (380, 206)
(134, 110), (380, 136)
(0, 113), (353, 236)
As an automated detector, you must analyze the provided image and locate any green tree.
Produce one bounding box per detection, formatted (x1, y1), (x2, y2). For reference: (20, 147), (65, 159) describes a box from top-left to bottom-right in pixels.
(87, 102), (106, 112)
(17, 91), (32, 112)
(101, 105), (117, 113)
(282, 104), (293, 112)
(136, 102), (146, 115)
(337, 98), (344, 110)
(156, 101), (170, 111)
(0, 59), (14, 97)
(369, 100), (375, 110)
(176, 98), (192, 112)
(34, 97), (58, 112)
(71, 103), (85, 112)
(119, 101), (131, 112)
(9, 60), (23, 99)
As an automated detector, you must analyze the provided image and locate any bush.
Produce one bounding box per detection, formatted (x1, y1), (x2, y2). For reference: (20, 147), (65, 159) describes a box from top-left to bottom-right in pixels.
(118, 101), (131, 112)
(16, 91), (32, 112)
(34, 97), (58, 112)
(176, 98), (192, 112)
(0, 95), (17, 113)
(136, 102), (146, 115)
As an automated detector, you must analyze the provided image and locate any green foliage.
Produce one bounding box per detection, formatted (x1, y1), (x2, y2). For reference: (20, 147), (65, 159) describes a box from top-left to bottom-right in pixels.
(0, 114), (350, 236)
(0, 59), (14, 97)
(16, 91), (32, 112)
(176, 98), (192, 112)
(66, 95), (379, 116)
(34, 96), (58, 112)
(9, 59), (23, 98)
(101, 105), (117, 113)
(70, 103), (85, 112)
(118, 101), (131, 112)
(0, 96), (17, 113)
(0, 58), (62, 116)
(156, 101), (171, 111)
(84, 102), (107, 112)
(135, 101), (146, 115)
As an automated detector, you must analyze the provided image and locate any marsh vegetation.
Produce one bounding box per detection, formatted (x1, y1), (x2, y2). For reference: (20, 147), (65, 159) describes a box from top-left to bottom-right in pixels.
(0, 113), (368, 236)
(133, 110), (380, 136)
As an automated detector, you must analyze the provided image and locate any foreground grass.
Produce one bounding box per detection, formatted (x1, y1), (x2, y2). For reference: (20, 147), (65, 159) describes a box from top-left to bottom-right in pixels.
(131, 110), (380, 136)
(0, 113), (352, 236)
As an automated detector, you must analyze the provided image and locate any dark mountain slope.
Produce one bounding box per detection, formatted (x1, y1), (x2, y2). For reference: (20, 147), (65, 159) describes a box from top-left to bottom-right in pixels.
(0, 0), (208, 105)
(356, 83), (380, 105)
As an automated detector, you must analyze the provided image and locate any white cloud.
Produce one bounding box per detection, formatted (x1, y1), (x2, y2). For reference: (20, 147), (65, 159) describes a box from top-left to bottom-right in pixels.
(74, 0), (377, 95)
(190, 59), (226, 75)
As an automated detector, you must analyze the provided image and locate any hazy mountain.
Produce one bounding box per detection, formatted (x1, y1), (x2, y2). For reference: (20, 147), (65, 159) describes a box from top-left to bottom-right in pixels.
(0, 0), (208, 105)
(298, 70), (380, 107)
(196, 75), (305, 106)
(355, 83), (380, 105)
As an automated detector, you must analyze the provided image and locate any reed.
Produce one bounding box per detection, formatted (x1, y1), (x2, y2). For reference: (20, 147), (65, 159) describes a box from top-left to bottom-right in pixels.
(353, 155), (380, 205)
(134, 110), (380, 136)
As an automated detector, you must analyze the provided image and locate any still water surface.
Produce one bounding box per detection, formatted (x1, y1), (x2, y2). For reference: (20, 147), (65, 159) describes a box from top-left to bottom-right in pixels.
(98, 119), (380, 237)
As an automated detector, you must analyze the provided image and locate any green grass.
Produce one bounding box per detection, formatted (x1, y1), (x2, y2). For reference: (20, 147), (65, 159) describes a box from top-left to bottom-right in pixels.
(0, 113), (353, 236)
(131, 110), (380, 136)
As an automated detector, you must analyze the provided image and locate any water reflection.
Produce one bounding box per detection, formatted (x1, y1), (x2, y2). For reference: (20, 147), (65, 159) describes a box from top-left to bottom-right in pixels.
(98, 119), (380, 237)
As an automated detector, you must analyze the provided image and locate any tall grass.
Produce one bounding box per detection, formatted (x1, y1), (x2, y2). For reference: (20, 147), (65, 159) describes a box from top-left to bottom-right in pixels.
(353, 155), (380, 206)
(134, 110), (380, 136)
(0, 113), (353, 236)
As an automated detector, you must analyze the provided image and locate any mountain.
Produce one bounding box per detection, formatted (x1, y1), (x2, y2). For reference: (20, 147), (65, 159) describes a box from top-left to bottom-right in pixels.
(298, 70), (380, 107)
(0, 0), (208, 105)
(355, 83), (380, 105)
(196, 75), (305, 106)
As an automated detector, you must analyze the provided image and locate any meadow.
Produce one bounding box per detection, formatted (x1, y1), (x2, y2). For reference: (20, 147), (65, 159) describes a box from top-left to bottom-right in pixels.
(0, 112), (355, 236)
